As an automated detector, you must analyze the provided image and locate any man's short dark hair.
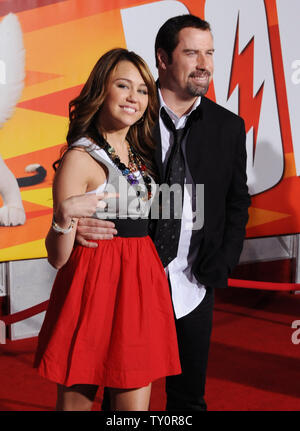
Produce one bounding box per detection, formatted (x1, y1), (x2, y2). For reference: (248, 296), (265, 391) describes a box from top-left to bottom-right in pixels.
(155, 14), (211, 67)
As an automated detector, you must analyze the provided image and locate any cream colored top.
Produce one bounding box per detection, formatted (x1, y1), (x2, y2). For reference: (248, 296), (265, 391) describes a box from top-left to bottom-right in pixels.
(72, 137), (156, 220)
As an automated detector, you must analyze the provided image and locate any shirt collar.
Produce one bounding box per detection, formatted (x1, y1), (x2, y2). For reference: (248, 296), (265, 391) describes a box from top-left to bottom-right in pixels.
(158, 88), (201, 128)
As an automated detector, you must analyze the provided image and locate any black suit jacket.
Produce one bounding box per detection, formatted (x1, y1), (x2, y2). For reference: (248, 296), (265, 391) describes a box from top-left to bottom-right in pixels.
(151, 96), (251, 289)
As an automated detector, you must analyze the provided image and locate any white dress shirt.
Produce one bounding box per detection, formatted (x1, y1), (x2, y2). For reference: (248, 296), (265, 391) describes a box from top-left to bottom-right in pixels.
(158, 89), (206, 319)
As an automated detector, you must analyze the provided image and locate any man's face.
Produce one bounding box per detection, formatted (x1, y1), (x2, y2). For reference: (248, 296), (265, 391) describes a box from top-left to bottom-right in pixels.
(159, 27), (214, 99)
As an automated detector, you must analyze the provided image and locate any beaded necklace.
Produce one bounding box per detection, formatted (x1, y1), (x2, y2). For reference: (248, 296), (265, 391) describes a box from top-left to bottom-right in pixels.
(88, 130), (152, 201)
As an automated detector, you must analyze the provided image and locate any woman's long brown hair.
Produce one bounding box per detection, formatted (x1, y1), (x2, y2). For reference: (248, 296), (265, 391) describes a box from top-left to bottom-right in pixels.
(61, 48), (158, 178)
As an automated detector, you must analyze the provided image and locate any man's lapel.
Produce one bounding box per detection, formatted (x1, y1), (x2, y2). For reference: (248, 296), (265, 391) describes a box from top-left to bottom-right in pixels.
(186, 99), (207, 184)
(153, 80), (164, 183)
(186, 97), (223, 185)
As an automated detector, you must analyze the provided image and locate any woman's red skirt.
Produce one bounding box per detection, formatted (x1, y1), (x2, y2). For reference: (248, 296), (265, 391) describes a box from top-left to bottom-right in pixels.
(34, 236), (181, 388)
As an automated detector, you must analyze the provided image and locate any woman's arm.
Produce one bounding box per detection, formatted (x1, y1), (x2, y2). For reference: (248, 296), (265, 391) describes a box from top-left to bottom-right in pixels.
(46, 149), (105, 269)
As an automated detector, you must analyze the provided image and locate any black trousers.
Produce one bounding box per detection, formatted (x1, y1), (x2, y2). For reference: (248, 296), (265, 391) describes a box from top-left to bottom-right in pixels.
(166, 286), (214, 411)
(101, 286), (214, 411)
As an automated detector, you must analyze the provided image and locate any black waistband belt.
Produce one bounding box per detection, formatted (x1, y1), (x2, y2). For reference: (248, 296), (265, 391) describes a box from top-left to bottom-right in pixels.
(108, 218), (149, 237)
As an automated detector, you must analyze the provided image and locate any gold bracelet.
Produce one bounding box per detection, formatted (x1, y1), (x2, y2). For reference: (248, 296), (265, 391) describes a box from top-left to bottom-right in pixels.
(51, 216), (75, 234)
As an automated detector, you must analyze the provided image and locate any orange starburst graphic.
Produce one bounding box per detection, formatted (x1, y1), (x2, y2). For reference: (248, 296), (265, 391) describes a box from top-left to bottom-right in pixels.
(227, 14), (265, 162)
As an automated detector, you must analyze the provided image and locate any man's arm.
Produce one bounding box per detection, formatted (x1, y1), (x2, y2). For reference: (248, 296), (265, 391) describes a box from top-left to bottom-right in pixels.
(221, 118), (251, 272)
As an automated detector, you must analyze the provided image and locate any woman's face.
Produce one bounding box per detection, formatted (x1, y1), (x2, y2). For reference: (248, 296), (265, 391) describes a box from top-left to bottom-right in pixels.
(99, 60), (149, 132)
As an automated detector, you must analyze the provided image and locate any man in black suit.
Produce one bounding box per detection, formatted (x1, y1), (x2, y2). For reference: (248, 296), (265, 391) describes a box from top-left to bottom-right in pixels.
(76, 14), (250, 411)
(149, 14), (250, 411)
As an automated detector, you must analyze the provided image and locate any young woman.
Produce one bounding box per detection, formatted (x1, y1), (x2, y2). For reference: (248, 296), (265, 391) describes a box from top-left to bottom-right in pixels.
(34, 48), (181, 411)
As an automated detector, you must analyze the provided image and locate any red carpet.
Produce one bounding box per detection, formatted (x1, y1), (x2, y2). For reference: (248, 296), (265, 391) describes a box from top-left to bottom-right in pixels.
(0, 287), (299, 411)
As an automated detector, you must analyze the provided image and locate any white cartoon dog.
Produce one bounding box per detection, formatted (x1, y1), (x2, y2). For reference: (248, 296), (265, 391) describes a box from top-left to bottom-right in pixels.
(0, 13), (26, 226)
(0, 13), (46, 227)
